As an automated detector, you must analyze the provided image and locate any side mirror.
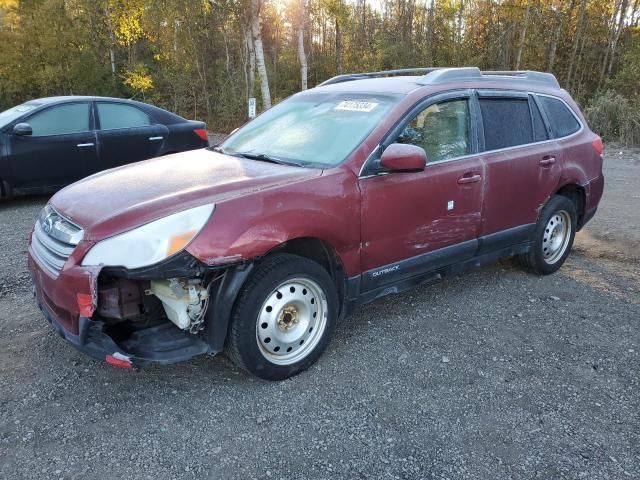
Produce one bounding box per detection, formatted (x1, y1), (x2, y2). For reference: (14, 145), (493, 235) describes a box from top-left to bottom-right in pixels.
(379, 143), (427, 173)
(13, 123), (33, 136)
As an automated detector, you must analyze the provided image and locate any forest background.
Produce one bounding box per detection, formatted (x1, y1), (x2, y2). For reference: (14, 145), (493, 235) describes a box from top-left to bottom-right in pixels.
(0, 0), (638, 143)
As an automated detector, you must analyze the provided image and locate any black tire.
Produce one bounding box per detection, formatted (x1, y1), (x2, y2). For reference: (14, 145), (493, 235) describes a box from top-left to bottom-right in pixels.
(225, 253), (338, 380)
(516, 195), (577, 275)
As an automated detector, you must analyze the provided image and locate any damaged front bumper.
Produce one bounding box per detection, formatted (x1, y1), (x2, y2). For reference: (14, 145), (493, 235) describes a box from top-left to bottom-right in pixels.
(29, 246), (254, 369)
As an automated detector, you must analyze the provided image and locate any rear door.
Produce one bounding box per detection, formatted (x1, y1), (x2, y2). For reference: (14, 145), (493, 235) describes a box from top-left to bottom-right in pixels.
(8, 102), (98, 190)
(476, 91), (562, 250)
(359, 91), (484, 291)
(95, 102), (169, 169)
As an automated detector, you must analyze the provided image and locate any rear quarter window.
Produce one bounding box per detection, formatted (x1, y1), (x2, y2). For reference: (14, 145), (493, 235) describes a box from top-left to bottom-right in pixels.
(538, 96), (581, 138)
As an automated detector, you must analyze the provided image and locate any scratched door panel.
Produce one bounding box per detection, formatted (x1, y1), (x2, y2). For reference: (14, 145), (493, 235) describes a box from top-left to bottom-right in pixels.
(359, 156), (483, 273)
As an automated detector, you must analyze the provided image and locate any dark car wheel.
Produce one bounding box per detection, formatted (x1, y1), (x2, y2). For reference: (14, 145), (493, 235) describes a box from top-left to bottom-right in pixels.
(517, 195), (577, 275)
(226, 253), (338, 380)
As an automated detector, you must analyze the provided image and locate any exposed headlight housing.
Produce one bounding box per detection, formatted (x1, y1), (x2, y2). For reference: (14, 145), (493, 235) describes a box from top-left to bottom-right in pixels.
(81, 204), (214, 269)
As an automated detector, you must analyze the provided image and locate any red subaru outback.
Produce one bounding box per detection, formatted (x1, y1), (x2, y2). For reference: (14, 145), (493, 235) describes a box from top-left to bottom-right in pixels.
(28, 68), (604, 380)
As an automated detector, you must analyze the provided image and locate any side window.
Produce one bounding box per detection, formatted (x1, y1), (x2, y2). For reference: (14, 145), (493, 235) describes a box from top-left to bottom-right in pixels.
(479, 98), (533, 150)
(396, 99), (470, 162)
(538, 96), (580, 138)
(27, 103), (91, 136)
(530, 97), (549, 142)
(97, 103), (151, 130)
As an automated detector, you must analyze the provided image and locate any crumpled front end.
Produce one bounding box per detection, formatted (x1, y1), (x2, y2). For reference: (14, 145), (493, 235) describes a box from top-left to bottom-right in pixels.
(28, 206), (221, 368)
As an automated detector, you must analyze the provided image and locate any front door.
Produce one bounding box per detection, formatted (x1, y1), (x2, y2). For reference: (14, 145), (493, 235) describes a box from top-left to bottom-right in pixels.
(359, 93), (484, 292)
(95, 102), (169, 169)
(9, 102), (97, 191)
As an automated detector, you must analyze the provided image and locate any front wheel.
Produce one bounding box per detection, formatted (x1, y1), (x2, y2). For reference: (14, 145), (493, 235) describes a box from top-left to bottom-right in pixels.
(225, 253), (338, 380)
(516, 195), (577, 275)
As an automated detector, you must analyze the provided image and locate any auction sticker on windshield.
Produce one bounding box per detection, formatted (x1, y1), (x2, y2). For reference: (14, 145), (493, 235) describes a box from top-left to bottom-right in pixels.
(334, 100), (379, 112)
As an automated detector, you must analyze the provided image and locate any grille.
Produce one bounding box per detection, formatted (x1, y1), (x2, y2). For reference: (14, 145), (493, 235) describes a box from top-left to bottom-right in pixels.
(31, 205), (83, 277)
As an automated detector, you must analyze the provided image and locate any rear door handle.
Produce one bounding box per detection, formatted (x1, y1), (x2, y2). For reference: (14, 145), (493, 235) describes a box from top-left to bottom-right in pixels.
(539, 155), (556, 166)
(77, 143), (95, 148)
(149, 136), (164, 141)
(457, 173), (482, 184)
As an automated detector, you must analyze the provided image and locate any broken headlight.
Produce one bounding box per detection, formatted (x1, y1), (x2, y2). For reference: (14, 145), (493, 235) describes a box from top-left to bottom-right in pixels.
(81, 204), (214, 269)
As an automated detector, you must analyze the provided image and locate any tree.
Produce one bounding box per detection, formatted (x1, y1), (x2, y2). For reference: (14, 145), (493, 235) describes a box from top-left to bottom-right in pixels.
(250, 0), (271, 109)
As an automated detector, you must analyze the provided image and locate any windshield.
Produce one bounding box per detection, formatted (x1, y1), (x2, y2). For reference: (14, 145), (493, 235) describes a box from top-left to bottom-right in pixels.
(0, 102), (39, 127)
(221, 92), (399, 167)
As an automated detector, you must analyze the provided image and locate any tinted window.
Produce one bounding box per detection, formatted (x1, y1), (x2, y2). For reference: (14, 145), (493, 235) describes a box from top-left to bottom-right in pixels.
(397, 99), (470, 162)
(479, 98), (533, 150)
(27, 103), (91, 136)
(539, 96), (580, 138)
(97, 103), (151, 129)
(530, 98), (549, 142)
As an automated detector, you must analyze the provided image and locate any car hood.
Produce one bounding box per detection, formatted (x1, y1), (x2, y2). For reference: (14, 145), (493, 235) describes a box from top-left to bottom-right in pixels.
(51, 149), (322, 241)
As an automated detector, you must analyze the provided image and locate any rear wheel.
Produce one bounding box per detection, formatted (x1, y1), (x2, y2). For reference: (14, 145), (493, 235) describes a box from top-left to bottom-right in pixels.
(226, 253), (338, 380)
(516, 195), (577, 275)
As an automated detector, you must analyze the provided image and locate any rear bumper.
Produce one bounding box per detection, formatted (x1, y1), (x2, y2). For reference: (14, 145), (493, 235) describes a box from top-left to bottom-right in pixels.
(580, 174), (604, 230)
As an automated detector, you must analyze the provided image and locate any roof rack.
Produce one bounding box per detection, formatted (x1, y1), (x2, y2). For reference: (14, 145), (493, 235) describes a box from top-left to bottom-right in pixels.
(317, 68), (442, 87)
(318, 67), (560, 89)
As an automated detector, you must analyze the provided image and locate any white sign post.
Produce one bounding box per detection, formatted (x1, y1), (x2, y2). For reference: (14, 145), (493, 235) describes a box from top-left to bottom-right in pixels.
(248, 97), (257, 119)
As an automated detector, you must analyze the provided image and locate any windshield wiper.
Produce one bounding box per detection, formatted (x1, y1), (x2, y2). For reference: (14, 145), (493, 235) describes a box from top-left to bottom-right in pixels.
(235, 151), (303, 167)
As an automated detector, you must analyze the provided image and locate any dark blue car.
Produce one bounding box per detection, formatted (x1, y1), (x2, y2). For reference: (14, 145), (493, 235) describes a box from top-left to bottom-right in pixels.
(0, 96), (209, 197)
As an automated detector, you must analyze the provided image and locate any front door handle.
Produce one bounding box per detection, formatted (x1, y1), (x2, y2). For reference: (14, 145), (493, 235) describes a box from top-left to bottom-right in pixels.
(77, 143), (95, 148)
(539, 155), (556, 166)
(457, 173), (482, 184)
(149, 136), (164, 141)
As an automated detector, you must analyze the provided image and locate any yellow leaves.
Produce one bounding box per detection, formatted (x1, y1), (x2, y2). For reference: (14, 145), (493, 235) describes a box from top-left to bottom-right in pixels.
(109, 0), (146, 46)
(123, 65), (153, 93)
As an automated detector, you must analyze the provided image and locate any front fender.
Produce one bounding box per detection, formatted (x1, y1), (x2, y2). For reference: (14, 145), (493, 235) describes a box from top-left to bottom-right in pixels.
(186, 168), (362, 277)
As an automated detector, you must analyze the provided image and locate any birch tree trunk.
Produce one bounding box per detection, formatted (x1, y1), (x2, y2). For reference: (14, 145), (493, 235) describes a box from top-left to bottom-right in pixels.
(335, 16), (342, 74)
(297, 0), (308, 90)
(245, 26), (256, 99)
(607, 0), (629, 76)
(567, 0), (587, 87)
(250, 0), (271, 110)
(515, 0), (532, 70)
(426, 0), (435, 66)
(548, 0), (576, 72)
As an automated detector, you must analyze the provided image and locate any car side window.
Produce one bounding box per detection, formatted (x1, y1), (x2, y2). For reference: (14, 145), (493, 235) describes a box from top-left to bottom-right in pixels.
(479, 98), (534, 150)
(26, 103), (91, 136)
(530, 97), (549, 142)
(538, 96), (580, 138)
(396, 99), (470, 163)
(97, 103), (151, 130)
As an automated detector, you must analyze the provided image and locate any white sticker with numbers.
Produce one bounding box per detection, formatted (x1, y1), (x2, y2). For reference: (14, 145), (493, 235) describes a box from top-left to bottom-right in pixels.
(334, 100), (379, 112)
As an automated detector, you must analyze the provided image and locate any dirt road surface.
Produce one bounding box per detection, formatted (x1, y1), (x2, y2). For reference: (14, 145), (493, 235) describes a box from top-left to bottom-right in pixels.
(0, 146), (638, 479)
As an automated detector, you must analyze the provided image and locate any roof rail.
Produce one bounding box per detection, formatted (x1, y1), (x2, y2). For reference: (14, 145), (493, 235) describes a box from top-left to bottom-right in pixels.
(317, 67), (560, 89)
(416, 67), (560, 88)
(318, 68), (442, 87)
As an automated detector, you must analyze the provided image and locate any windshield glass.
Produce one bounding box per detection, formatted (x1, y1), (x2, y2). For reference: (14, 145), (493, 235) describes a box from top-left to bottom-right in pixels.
(0, 102), (39, 127)
(221, 92), (399, 167)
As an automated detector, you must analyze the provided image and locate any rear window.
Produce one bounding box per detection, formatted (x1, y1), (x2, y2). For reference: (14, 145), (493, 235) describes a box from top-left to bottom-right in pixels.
(97, 103), (151, 130)
(479, 98), (533, 150)
(538, 96), (581, 138)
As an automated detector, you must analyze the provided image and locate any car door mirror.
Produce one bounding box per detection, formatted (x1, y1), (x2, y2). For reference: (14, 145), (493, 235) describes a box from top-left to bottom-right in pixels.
(13, 123), (33, 136)
(379, 143), (427, 173)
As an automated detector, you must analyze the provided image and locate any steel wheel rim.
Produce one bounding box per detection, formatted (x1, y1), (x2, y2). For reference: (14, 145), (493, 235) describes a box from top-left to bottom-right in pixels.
(542, 209), (571, 264)
(256, 277), (328, 365)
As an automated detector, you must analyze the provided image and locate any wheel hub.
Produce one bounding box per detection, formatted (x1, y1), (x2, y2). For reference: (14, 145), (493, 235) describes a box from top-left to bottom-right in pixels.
(256, 278), (328, 365)
(542, 210), (571, 264)
(278, 305), (299, 331)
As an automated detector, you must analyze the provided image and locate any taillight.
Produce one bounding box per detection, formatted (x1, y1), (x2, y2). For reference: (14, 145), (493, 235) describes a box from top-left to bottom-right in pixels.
(193, 128), (208, 141)
(592, 136), (604, 155)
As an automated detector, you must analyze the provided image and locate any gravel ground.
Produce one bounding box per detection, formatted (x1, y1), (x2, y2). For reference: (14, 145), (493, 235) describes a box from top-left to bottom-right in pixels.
(0, 146), (638, 479)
